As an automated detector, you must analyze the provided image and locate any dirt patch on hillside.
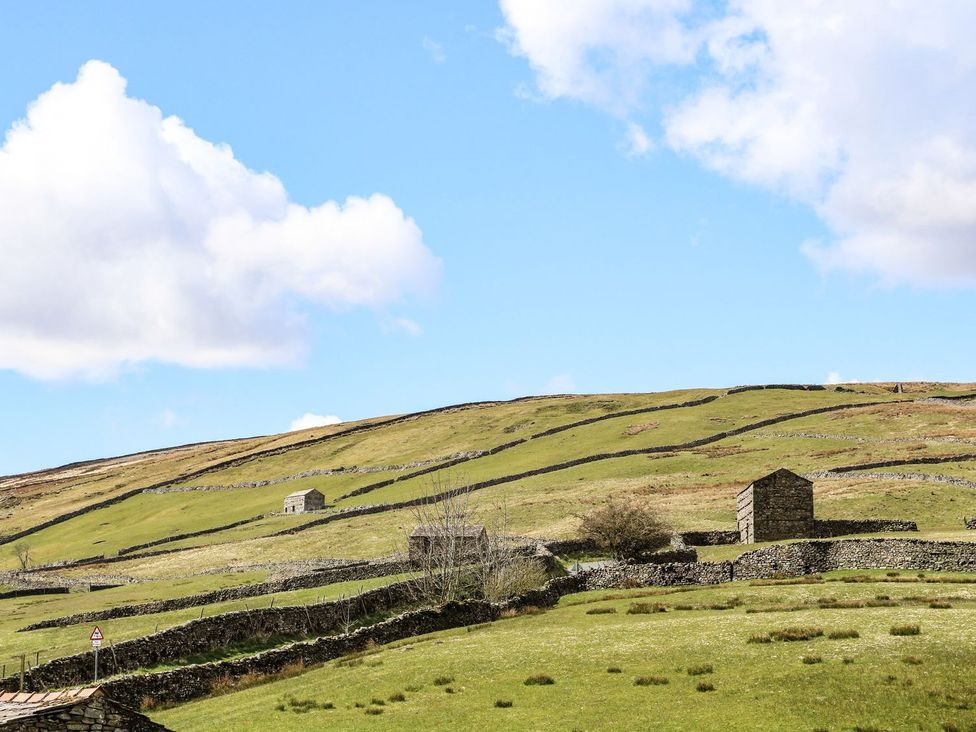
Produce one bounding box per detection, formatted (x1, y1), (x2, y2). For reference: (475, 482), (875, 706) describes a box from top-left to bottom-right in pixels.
(625, 422), (659, 435)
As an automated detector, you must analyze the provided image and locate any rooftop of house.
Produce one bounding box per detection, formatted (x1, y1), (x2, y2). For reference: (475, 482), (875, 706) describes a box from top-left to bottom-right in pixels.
(0, 687), (102, 724)
(284, 488), (323, 499)
(410, 524), (487, 539)
(736, 468), (812, 497)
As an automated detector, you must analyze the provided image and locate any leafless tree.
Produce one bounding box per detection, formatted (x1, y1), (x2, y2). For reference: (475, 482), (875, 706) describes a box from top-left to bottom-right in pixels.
(405, 478), (548, 605)
(13, 543), (32, 570)
(579, 498), (672, 561)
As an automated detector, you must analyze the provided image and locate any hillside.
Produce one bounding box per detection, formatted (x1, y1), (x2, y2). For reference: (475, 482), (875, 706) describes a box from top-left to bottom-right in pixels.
(3, 383), (976, 730)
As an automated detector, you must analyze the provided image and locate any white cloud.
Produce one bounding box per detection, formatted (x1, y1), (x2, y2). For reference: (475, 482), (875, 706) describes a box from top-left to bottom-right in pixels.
(390, 317), (423, 336)
(543, 373), (577, 394)
(422, 37), (447, 64)
(157, 408), (180, 428)
(499, 1), (976, 287)
(825, 372), (843, 386)
(289, 413), (342, 431)
(623, 121), (654, 157)
(0, 61), (441, 379)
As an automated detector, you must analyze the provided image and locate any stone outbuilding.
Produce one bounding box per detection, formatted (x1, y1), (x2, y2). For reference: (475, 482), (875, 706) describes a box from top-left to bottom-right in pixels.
(0, 686), (170, 731)
(283, 488), (326, 514)
(408, 524), (488, 562)
(736, 468), (814, 544)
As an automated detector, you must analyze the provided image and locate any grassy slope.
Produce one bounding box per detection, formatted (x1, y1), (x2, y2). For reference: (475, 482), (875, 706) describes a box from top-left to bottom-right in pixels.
(153, 571), (976, 732)
(0, 574), (404, 667)
(2, 388), (944, 569)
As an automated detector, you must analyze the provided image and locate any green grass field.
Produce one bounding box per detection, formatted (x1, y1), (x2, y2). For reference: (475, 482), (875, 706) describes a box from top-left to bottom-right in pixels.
(152, 571), (976, 731)
(5, 383), (976, 730)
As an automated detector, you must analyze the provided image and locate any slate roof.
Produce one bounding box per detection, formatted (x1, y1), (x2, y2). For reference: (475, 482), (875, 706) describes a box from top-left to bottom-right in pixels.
(410, 524), (487, 539)
(284, 488), (324, 499)
(0, 687), (102, 723)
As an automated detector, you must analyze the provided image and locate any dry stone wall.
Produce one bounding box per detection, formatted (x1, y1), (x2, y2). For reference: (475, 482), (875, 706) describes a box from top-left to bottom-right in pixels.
(22, 560), (409, 631)
(679, 530), (740, 546)
(812, 519), (917, 537)
(732, 538), (976, 580)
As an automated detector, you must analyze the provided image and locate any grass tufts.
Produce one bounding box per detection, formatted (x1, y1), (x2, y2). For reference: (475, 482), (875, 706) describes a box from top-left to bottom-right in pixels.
(827, 629), (860, 640)
(586, 607), (617, 615)
(524, 674), (556, 686)
(890, 624), (921, 636)
(495, 700), (513, 708)
(627, 602), (667, 614)
(433, 675), (454, 686)
(696, 682), (715, 692)
(802, 655), (823, 665)
(902, 656), (924, 665)
(687, 664), (713, 676)
(770, 627), (824, 642)
(388, 692), (406, 702)
(607, 667), (622, 673)
(634, 676), (669, 686)
(747, 634), (772, 644)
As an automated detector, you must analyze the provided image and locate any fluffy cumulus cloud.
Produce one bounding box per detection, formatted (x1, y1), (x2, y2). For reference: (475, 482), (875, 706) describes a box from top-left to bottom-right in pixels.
(499, 1), (976, 287)
(0, 61), (440, 379)
(289, 413), (343, 431)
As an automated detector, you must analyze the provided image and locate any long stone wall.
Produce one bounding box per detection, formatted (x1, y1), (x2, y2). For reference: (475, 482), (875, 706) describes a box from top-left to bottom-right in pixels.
(679, 530), (740, 546)
(732, 538), (976, 580)
(812, 518), (918, 537)
(6, 581), (418, 691)
(21, 560), (410, 631)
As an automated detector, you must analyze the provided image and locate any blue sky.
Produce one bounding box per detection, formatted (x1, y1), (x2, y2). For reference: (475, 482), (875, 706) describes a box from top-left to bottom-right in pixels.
(1, 1), (974, 474)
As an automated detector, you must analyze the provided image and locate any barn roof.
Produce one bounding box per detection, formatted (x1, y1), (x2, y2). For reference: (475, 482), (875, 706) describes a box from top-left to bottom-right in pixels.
(736, 468), (812, 497)
(284, 488), (323, 499)
(410, 524), (486, 538)
(0, 687), (103, 723)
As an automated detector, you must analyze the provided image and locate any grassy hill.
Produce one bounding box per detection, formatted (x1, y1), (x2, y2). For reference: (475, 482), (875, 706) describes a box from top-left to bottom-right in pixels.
(4, 383), (976, 730)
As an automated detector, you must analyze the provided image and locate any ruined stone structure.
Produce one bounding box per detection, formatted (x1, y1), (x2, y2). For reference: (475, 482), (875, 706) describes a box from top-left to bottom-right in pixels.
(736, 469), (815, 543)
(0, 687), (168, 731)
(282, 488), (325, 514)
(408, 524), (487, 562)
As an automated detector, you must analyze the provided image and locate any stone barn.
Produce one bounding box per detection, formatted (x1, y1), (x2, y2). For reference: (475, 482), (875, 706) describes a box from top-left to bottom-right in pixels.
(408, 524), (488, 563)
(0, 687), (170, 731)
(283, 488), (326, 514)
(736, 468), (814, 544)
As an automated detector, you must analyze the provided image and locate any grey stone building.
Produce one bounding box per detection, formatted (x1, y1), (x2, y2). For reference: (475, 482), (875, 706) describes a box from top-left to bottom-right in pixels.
(0, 687), (170, 731)
(408, 524), (488, 562)
(283, 488), (326, 514)
(736, 468), (814, 544)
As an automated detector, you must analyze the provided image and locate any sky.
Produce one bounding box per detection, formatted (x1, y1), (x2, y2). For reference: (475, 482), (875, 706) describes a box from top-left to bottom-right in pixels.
(1, 1), (975, 474)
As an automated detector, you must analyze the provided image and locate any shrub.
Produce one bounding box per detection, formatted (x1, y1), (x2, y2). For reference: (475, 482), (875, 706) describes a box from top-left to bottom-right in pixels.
(802, 656), (823, 665)
(627, 602), (667, 615)
(696, 682), (715, 692)
(687, 664), (713, 676)
(495, 700), (513, 708)
(607, 667), (622, 673)
(586, 607), (617, 615)
(770, 627), (824, 642)
(524, 674), (556, 686)
(890, 624), (921, 636)
(747, 634), (772, 644)
(902, 656), (924, 665)
(634, 676), (669, 686)
(433, 675), (454, 686)
(579, 499), (672, 560)
(389, 692), (407, 702)
(828, 629), (860, 640)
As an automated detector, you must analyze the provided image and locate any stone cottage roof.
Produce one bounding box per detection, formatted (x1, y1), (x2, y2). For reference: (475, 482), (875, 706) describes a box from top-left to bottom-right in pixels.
(736, 468), (812, 497)
(0, 687), (102, 724)
(410, 524), (486, 539)
(284, 488), (323, 499)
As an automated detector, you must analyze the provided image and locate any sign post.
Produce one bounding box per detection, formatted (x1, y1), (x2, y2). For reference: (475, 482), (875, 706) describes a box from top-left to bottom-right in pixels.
(90, 626), (103, 682)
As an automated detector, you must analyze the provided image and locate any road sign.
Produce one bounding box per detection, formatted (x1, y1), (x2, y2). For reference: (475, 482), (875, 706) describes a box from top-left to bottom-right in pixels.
(90, 626), (103, 643)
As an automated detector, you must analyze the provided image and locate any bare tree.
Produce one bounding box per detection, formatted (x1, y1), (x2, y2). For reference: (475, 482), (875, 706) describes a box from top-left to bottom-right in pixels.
(405, 478), (549, 605)
(579, 498), (672, 561)
(13, 543), (32, 570)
